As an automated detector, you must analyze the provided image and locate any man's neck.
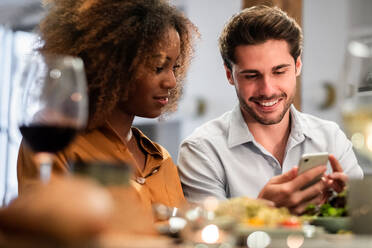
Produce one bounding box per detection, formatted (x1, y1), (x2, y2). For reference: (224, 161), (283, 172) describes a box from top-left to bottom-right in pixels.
(243, 109), (291, 165)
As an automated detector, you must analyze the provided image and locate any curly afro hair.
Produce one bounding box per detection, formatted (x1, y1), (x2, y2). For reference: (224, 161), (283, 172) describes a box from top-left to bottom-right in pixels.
(38, 0), (198, 130)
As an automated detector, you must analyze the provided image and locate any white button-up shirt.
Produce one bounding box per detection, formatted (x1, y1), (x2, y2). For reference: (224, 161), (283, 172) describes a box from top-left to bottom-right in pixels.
(177, 104), (363, 203)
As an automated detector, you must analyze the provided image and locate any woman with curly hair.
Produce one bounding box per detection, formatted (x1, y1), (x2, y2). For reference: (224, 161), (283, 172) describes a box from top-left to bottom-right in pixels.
(17, 0), (198, 213)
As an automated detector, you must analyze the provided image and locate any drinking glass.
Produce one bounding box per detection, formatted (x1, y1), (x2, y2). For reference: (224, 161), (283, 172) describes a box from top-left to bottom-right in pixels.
(18, 54), (88, 182)
(341, 39), (372, 166)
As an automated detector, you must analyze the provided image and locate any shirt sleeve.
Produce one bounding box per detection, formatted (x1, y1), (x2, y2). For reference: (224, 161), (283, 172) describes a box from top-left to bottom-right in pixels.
(333, 126), (364, 179)
(177, 139), (227, 203)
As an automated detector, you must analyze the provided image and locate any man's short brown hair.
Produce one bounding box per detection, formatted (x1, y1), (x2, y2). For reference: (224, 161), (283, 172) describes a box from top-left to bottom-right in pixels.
(219, 5), (303, 70)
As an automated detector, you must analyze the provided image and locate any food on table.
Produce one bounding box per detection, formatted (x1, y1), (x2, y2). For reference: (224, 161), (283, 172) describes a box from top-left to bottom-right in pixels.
(214, 197), (302, 228)
(304, 189), (347, 217)
(303, 190), (350, 234)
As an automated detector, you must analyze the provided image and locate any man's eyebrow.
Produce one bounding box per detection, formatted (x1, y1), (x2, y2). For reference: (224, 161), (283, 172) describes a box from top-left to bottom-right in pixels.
(272, 64), (291, 71)
(238, 64), (292, 74)
(239, 69), (259, 74)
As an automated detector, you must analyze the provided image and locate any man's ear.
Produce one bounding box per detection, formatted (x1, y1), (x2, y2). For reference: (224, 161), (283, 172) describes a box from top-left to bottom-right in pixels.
(224, 64), (234, 85)
(295, 56), (302, 76)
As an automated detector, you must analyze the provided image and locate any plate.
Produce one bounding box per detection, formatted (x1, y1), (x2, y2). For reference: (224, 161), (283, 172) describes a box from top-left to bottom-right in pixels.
(234, 223), (324, 239)
(232, 224), (324, 247)
(310, 217), (350, 234)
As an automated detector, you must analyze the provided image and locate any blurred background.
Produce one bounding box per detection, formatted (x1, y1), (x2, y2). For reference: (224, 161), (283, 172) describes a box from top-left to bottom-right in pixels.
(1, 0), (372, 206)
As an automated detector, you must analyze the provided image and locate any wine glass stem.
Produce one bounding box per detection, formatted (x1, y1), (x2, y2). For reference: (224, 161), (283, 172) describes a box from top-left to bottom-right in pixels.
(40, 162), (52, 182)
(35, 152), (53, 183)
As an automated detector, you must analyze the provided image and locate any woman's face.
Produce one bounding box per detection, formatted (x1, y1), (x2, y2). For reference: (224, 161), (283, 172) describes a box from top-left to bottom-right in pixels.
(121, 28), (181, 118)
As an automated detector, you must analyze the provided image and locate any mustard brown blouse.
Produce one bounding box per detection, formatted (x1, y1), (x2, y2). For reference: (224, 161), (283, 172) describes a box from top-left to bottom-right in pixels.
(17, 125), (186, 213)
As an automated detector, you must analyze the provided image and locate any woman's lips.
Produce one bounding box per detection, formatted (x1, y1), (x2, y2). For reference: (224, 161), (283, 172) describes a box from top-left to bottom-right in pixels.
(154, 96), (169, 106)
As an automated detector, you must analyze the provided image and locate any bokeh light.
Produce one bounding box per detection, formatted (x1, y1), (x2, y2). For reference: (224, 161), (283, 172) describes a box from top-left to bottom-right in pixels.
(351, 132), (365, 149)
(201, 224), (220, 244)
(247, 231), (271, 248)
(366, 124), (372, 152)
(286, 234), (304, 248)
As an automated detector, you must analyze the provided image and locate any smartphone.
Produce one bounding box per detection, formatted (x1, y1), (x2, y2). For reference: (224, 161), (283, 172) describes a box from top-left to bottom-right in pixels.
(298, 152), (329, 190)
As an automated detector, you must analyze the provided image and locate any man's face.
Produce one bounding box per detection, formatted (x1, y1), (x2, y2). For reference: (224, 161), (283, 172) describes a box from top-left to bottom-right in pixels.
(225, 39), (302, 125)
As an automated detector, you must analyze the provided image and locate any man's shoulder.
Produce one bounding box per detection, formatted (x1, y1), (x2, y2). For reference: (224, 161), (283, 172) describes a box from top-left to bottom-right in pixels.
(295, 110), (342, 138)
(298, 111), (340, 130)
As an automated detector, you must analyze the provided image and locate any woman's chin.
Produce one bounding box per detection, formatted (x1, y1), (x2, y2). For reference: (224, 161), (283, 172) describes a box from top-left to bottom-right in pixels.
(136, 111), (162, 119)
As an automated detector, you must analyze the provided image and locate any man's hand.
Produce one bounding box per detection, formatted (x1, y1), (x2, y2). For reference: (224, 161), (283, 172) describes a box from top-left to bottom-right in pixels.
(257, 165), (327, 215)
(324, 154), (348, 193)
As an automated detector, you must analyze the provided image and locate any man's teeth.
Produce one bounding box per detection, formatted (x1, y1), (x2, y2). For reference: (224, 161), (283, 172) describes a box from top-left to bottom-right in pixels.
(259, 100), (278, 107)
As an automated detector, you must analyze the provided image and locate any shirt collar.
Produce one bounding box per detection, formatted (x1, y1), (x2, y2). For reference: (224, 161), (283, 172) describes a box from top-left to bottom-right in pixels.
(227, 104), (313, 148)
(132, 127), (163, 157)
(100, 124), (163, 158)
(228, 104), (255, 148)
(289, 105), (313, 141)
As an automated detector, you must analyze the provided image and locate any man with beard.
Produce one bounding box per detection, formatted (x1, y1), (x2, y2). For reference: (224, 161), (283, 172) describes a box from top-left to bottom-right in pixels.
(177, 5), (363, 214)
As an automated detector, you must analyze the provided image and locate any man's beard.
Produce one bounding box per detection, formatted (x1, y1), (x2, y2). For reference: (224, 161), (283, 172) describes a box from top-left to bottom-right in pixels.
(237, 92), (294, 125)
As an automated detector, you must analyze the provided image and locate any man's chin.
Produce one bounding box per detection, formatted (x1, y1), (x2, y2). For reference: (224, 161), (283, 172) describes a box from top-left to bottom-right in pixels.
(252, 112), (286, 125)
(257, 118), (282, 125)
(240, 101), (290, 125)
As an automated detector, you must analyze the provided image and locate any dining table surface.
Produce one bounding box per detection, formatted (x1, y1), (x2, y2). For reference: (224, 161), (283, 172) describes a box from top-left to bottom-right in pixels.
(3, 228), (372, 248)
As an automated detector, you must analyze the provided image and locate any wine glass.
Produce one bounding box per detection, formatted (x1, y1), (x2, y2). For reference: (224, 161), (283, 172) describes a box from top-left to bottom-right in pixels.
(341, 39), (372, 167)
(18, 54), (88, 182)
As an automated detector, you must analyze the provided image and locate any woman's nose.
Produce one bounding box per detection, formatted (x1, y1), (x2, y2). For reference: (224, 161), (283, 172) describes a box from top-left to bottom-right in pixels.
(162, 70), (177, 89)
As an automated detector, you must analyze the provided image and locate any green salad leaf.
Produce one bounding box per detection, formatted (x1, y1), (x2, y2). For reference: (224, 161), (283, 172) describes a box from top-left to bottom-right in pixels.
(303, 189), (348, 217)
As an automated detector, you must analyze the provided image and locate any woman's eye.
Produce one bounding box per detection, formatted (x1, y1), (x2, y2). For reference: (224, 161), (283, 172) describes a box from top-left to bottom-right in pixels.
(155, 67), (163, 73)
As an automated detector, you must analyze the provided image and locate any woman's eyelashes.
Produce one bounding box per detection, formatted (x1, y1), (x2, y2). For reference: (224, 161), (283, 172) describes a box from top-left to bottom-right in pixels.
(155, 67), (164, 73)
(172, 64), (180, 72)
(155, 64), (180, 74)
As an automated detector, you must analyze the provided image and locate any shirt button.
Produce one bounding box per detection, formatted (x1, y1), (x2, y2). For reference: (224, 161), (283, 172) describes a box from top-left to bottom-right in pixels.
(136, 177), (146, 185)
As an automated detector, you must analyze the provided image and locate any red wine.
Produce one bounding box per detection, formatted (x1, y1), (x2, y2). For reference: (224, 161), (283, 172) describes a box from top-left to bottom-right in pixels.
(19, 125), (77, 153)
